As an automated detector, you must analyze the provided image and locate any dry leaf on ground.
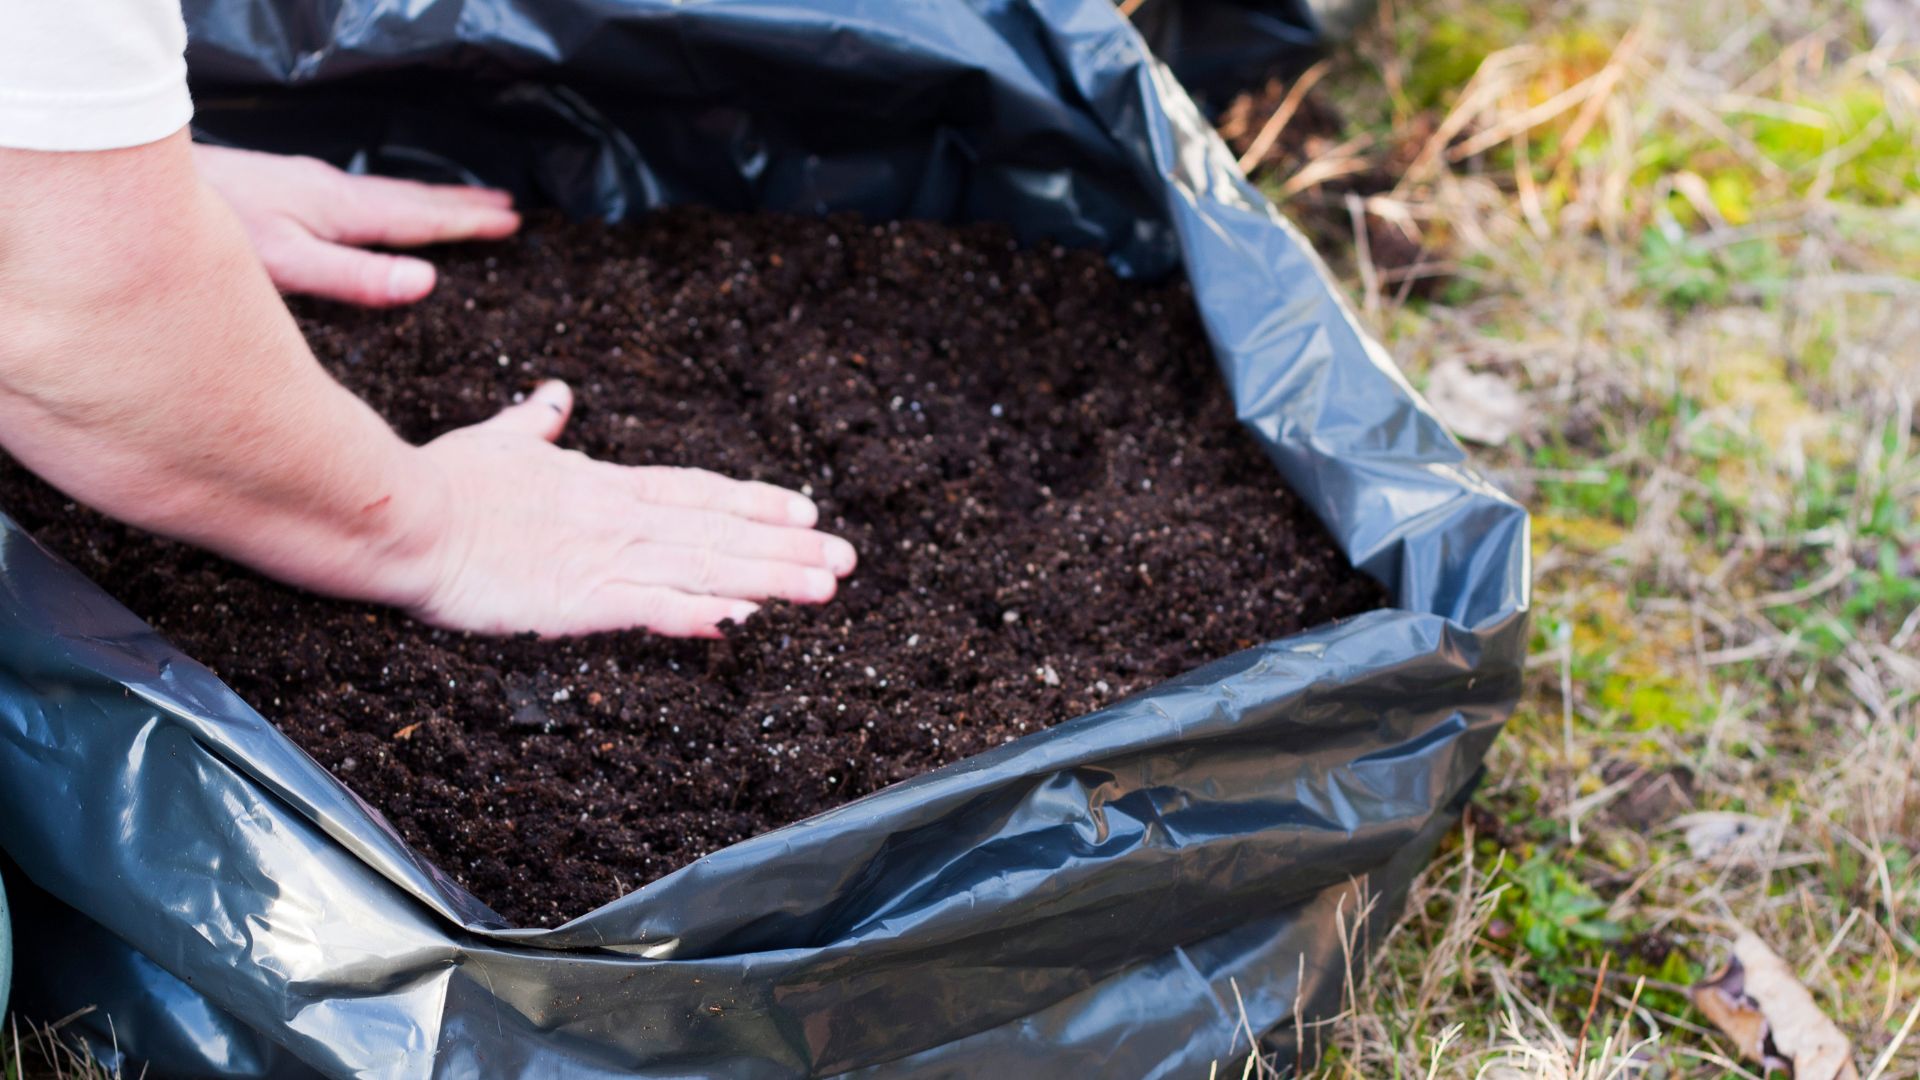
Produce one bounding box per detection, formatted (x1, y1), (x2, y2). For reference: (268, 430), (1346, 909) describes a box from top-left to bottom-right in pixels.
(1423, 358), (1529, 445)
(1672, 811), (1781, 864)
(1693, 930), (1861, 1080)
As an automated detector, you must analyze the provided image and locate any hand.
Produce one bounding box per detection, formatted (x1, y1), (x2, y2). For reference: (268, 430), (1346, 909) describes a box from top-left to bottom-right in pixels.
(190, 143), (520, 307)
(8, 131), (841, 641)
(400, 381), (857, 638)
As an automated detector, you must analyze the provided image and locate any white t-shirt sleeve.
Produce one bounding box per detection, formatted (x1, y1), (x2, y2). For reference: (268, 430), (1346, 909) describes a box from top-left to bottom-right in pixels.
(0, 0), (194, 151)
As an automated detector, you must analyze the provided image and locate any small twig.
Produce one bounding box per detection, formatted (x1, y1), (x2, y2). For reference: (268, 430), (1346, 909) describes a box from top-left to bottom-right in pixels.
(1293, 950), (1307, 1067)
(1512, 112), (1550, 240)
(1236, 59), (1333, 174)
(1551, 20), (1645, 173)
(1864, 994), (1920, 1080)
(1574, 951), (1611, 1062)
(1346, 192), (1382, 325)
(1275, 140), (1376, 198)
(1752, 555), (1856, 609)
(1229, 976), (1262, 1079)
(1398, 45), (1535, 190)
(1450, 70), (1607, 162)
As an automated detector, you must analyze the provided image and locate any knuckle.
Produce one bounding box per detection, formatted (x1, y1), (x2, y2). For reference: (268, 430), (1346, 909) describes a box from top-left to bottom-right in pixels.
(698, 510), (737, 550)
(284, 154), (340, 193)
(355, 257), (395, 302)
(689, 545), (721, 593)
(630, 467), (665, 503)
(656, 600), (709, 638)
(311, 162), (359, 213)
(624, 502), (668, 541)
(253, 216), (309, 260)
(629, 587), (674, 631)
(669, 466), (711, 500)
(685, 467), (737, 506)
(779, 565), (814, 599)
(291, 153), (335, 178)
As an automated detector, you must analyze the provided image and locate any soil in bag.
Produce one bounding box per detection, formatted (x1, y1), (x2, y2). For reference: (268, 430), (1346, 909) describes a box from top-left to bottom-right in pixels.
(0, 209), (1386, 926)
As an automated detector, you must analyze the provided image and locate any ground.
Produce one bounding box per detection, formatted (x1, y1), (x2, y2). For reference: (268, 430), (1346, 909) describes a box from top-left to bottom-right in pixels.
(7, 0), (1918, 1075)
(1209, 0), (1918, 1073)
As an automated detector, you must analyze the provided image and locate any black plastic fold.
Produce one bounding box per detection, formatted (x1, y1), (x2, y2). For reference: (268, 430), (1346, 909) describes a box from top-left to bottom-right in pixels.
(1133, 0), (1359, 109)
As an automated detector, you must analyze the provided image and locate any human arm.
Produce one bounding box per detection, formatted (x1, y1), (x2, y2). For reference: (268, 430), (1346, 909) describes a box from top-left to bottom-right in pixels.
(0, 130), (854, 636)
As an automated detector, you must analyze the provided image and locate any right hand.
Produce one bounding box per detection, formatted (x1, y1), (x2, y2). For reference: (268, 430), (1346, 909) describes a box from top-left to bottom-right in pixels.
(397, 380), (856, 638)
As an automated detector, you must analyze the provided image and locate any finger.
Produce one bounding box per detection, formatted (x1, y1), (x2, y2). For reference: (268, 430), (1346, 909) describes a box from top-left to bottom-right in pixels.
(420, 183), (514, 209)
(627, 504), (856, 574)
(330, 173), (522, 247)
(620, 543), (839, 603)
(574, 586), (758, 639)
(472, 380), (573, 442)
(258, 227), (440, 306)
(629, 466), (819, 527)
(346, 172), (515, 209)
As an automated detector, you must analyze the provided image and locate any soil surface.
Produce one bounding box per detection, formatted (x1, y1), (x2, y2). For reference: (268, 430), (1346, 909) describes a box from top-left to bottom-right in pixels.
(0, 209), (1385, 926)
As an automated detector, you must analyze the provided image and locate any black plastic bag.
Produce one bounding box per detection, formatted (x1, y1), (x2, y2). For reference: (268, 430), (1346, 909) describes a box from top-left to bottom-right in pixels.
(0, 1), (1529, 1075)
(1133, 0), (1370, 109)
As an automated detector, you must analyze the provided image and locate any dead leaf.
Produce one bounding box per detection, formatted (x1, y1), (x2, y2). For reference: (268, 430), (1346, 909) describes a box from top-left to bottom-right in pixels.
(1693, 930), (1860, 1080)
(1672, 811), (1779, 863)
(1423, 358), (1528, 445)
(1694, 955), (1779, 1069)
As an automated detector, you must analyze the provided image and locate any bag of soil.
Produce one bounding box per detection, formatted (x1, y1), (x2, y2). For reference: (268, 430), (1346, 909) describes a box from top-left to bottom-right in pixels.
(0, 0), (1529, 1076)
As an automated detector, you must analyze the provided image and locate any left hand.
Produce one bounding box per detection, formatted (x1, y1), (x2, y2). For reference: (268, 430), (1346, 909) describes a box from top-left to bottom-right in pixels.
(191, 143), (521, 307)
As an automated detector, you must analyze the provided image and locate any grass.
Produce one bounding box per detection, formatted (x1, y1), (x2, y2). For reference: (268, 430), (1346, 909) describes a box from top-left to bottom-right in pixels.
(1189, 0), (1920, 1072)
(4, 1012), (122, 1080)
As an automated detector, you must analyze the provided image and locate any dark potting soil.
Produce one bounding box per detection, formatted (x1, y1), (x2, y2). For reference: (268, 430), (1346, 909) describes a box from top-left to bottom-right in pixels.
(0, 209), (1386, 926)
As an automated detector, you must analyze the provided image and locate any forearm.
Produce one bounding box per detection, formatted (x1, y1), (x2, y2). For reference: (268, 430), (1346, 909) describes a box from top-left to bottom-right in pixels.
(0, 131), (442, 605)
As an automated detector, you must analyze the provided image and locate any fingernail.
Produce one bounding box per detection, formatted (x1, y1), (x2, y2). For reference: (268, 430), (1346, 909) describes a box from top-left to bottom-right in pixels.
(787, 495), (819, 527)
(803, 569), (836, 601)
(534, 380), (569, 413)
(825, 537), (857, 575)
(387, 259), (435, 300)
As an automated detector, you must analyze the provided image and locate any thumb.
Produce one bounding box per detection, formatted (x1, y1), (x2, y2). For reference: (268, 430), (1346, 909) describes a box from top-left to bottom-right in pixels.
(478, 380), (573, 442)
(259, 227), (438, 307)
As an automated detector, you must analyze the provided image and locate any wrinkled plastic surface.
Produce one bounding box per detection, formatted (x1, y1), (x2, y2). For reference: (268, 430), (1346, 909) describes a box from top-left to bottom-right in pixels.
(0, 1), (1528, 1076)
(1134, 0), (1369, 109)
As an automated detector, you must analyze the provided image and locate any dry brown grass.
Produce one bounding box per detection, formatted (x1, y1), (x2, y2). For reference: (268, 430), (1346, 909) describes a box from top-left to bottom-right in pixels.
(5, 1011), (126, 1080)
(1188, 0), (1920, 1071)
